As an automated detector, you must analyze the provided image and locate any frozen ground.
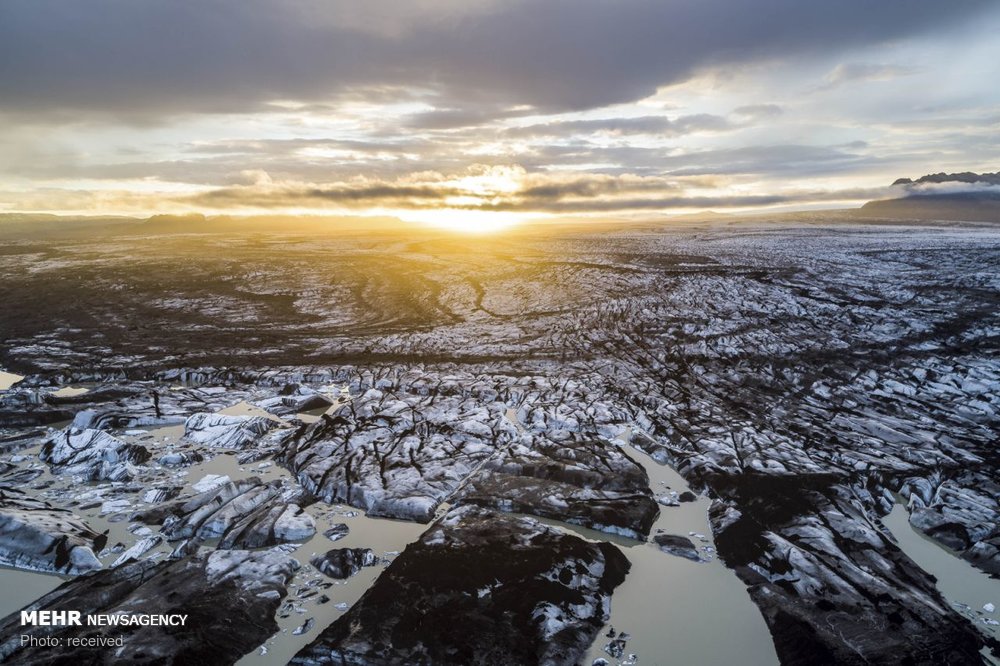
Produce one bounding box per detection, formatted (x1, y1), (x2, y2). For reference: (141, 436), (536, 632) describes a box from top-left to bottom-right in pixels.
(1, 219), (999, 664)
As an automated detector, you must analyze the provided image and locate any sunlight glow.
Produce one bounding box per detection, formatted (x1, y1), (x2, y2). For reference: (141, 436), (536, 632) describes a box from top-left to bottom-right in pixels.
(396, 208), (532, 233)
(447, 165), (525, 197)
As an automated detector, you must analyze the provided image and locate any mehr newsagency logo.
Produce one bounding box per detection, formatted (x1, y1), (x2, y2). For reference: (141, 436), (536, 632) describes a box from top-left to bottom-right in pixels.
(21, 610), (189, 627)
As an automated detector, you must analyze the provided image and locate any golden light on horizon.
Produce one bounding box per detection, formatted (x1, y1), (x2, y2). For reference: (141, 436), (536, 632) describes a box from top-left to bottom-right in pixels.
(447, 165), (525, 196)
(397, 208), (532, 233)
(396, 165), (531, 232)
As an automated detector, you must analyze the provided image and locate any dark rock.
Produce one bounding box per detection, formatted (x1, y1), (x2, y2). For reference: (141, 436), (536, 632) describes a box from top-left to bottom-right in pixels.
(455, 434), (659, 539)
(40, 427), (150, 481)
(183, 412), (280, 449)
(709, 476), (990, 665)
(257, 384), (333, 416)
(0, 487), (104, 574)
(0, 463), (42, 486)
(273, 504), (317, 542)
(963, 537), (1000, 575)
(0, 548), (298, 664)
(899, 473), (1000, 570)
(310, 548), (377, 579)
(291, 506), (629, 666)
(293, 617), (316, 635)
(237, 446), (278, 465)
(0, 390), (74, 427)
(858, 189), (1000, 223)
(70, 403), (185, 431)
(110, 534), (162, 567)
(280, 393), (509, 522)
(3, 384), (246, 433)
(142, 486), (181, 504)
(604, 637), (626, 658)
(131, 477), (315, 548)
(323, 523), (349, 542)
(653, 534), (701, 561)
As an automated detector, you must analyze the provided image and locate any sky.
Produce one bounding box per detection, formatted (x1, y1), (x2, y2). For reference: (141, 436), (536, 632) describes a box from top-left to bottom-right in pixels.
(1, 0), (998, 229)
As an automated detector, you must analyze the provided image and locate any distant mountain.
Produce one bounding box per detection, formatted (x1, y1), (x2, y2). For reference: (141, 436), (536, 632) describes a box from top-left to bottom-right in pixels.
(858, 170), (1000, 223)
(859, 191), (1000, 222)
(140, 213), (411, 235)
(891, 171), (1000, 187)
(0, 213), (137, 239)
(0, 212), (417, 240)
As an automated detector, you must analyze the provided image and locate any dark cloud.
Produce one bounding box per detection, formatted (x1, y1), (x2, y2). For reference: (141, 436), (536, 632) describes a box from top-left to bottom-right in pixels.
(2, 133), (887, 192)
(403, 107), (529, 130)
(189, 182), (465, 209)
(517, 178), (675, 200)
(185, 187), (882, 214)
(0, 0), (993, 120)
(177, 171), (885, 214)
(185, 172), (671, 209)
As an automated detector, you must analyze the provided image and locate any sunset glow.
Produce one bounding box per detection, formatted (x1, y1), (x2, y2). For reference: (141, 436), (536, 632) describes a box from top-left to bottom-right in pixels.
(0, 2), (998, 227)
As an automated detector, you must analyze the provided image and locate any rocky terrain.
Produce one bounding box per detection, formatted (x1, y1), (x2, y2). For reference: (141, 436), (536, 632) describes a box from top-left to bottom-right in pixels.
(0, 219), (998, 664)
(0, 548), (300, 664)
(0, 487), (105, 574)
(293, 506), (629, 665)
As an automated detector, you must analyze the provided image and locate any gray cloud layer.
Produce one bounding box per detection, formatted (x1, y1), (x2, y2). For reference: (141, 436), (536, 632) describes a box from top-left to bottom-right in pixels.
(1, 0), (994, 120)
(179, 170), (885, 214)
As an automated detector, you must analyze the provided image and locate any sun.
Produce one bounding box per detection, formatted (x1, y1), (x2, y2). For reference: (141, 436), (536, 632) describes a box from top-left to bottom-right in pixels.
(449, 165), (525, 197)
(393, 165), (531, 232)
(397, 208), (528, 233)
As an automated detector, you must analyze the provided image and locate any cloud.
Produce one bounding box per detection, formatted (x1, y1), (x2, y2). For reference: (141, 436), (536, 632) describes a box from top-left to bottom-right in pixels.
(179, 169), (672, 210)
(403, 107), (529, 130)
(513, 143), (878, 177)
(731, 104), (784, 121)
(0, 0), (993, 121)
(470, 191), (881, 213)
(3, 2), (998, 219)
(660, 145), (876, 176)
(505, 114), (733, 138)
(192, 182), (465, 209)
(817, 62), (919, 91)
(155, 166), (884, 215)
(890, 171), (1000, 197)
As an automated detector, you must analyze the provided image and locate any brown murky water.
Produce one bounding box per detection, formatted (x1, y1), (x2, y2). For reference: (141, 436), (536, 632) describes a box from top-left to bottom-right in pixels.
(0, 371), (24, 391)
(577, 441), (777, 666)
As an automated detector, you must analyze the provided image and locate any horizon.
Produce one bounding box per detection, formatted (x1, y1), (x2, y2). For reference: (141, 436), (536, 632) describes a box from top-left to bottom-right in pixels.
(1, 1), (999, 231)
